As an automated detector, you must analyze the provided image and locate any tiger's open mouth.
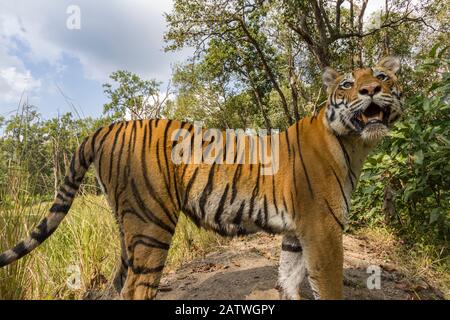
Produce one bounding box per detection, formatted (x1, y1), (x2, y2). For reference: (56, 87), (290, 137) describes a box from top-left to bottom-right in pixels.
(352, 102), (389, 132)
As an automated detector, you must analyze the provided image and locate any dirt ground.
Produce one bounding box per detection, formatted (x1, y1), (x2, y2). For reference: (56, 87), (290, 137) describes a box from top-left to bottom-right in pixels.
(153, 233), (444, 300)
(88, 233), (444, 300)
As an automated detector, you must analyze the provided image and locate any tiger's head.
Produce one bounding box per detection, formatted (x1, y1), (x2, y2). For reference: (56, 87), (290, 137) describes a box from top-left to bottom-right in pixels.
(322, 57), (403, 142)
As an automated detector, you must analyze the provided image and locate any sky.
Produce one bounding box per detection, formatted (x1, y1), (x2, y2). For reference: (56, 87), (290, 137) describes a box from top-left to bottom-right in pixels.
(0, 0), (191, 120)
(0, 1), (385, 120)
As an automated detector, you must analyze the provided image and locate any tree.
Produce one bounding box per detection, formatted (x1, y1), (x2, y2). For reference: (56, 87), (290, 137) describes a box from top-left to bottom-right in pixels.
(103, 71), (170, 120)
(165, 0), (295, 124)
(165, 0), (436, 128)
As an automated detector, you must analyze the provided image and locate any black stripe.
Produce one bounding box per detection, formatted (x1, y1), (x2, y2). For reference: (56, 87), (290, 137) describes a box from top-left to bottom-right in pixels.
(90, 127), (103, 161)
(60, 185), (75, 198)
(96, 123), (116, 154)
(296, 121), (314, 197)
(214, 184), (230, 227)
(130, 264), (164, 275)
(292, 149), (298, 194)
(78, 138), (88, 169)
(97, 147), (108, 194)
(263, 195), (269, 226)
(69, 155), (76, 178)
(121, 208), (147, 224)
(108, 122), (125, 184)
(64, 176), (79, 190)
(331, 167), (350, 213)
(281, 243), (303, 252)
(290, 192), (297, 219)
(336, 136), (356, 188)
(11, 241), (28, 258)
(284, 130), (291, 156)
(50, 203), (71, 214)
(282, 195), (288, 213)
(232, 200), (246, 225)
(280, 211), (286, 227)
(124, 121), (133, 180)
(182, 167), (199, 208)
(271, 175), (279, 215)
(230, 164), (242, 204)
(248, 167), (261, 219)
(199, 163), (216, 219)
(121, 256), (128, 268)
(129, 234), (170, 251)
(131, 120), (138, 153)
(30, 218), (56, 242)
(130, 180), (175, 234)
(129, 239), (170, 251)
(255, 208), (264, 228)
(325, 199), (344, 231)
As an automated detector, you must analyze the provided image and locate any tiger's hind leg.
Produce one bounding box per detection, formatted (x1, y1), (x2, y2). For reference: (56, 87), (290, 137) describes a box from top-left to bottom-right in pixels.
(278, 234), (306, 300)
(120, 216), (176, 300)
(113, 234), (128, 294)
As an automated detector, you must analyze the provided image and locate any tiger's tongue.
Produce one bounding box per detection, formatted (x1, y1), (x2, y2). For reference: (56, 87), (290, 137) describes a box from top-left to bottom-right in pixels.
(360, 112), (383, 124)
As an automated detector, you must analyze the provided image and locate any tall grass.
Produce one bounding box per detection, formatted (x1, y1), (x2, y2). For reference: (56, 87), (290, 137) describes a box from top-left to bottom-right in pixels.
(0, 192), (120, 299)
(0, 181), (227, 299)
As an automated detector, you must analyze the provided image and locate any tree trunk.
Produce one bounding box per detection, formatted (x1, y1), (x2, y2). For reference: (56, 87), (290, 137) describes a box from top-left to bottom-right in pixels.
(239, 20), (293, 125)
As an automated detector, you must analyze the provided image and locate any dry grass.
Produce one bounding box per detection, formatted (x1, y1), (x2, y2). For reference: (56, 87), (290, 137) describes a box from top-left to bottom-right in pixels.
(0, 194), (227, 300)
(355, 226), (450, 299)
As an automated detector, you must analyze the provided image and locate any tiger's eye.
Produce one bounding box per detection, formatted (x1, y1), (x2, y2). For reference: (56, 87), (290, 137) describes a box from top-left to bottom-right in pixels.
(341, 81), (353, 89)
(377, 74), (389, 81)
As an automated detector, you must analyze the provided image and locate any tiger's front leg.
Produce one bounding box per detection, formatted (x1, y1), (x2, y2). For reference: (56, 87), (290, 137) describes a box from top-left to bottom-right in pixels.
(278, 234), (306, 300)
(301, 219), (344, 300)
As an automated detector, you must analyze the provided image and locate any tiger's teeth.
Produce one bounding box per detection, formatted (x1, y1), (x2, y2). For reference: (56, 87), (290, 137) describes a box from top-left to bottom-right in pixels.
(361, 114), (368, 123)
(367, 112), (383, 121)
(377, 111), (384, 120)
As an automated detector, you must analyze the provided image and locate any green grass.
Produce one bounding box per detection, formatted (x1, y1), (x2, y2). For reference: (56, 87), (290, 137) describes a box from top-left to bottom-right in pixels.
(0, 194), (227, 300)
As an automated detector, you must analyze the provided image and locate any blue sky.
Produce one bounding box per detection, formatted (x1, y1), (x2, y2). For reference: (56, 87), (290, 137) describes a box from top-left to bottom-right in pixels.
(0, 0), (191, 120)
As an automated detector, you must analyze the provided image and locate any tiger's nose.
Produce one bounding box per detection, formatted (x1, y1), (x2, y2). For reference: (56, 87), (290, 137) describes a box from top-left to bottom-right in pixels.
(359, 82), (381, 96)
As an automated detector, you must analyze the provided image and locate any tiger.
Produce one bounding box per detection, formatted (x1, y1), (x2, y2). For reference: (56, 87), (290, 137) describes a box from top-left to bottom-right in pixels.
(0, 56), (403, 300)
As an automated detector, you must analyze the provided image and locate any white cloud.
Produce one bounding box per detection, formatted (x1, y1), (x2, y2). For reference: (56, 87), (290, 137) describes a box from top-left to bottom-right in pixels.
(0, 21), (41, 105)
(0, 0), (189, 83)
(0, 67), (41, 103)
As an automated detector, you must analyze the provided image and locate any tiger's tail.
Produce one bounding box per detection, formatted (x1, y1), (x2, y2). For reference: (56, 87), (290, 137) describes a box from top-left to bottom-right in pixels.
(0, 133), (97, 268)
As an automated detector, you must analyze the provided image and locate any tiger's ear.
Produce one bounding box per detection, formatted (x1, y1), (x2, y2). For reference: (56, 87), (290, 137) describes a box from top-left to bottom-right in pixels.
(322, 67), (339, 88)
(377, 56), (400, 74)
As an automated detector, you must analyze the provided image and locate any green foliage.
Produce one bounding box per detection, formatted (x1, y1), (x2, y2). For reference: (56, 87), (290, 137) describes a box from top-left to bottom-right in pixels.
(352, 47), (450, 250)
(103, 70), (162, 120)
(0, 105), (107, 199)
